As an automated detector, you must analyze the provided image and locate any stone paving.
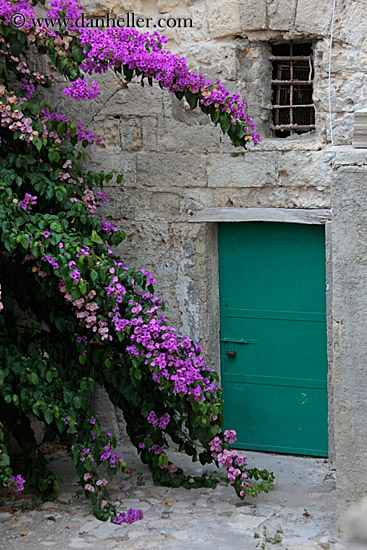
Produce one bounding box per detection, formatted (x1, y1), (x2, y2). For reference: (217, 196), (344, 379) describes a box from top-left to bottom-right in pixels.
(0, 440), (345, 550)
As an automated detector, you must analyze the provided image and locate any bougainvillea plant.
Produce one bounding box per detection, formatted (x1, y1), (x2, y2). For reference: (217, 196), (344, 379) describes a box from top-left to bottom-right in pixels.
(0, 0), (273, 523)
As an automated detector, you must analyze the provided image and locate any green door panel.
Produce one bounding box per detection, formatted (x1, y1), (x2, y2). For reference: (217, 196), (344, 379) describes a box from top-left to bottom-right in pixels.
(219, 222), (328, 457)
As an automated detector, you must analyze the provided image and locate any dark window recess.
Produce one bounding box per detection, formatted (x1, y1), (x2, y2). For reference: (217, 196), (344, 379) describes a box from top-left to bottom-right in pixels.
(271, 42), (315, 138)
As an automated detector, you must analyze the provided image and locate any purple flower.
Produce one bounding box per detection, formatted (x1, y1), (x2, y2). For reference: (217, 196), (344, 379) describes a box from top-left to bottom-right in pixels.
(159, 413), (170, 430)
(147, 410), (159, 427)
(43, 231), (50, 238)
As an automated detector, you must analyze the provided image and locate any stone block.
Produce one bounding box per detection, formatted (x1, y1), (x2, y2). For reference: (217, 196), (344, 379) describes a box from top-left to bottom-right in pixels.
(157, 117), (220, 153)
(331, 1), (367, 49)
(156, 0), (181, 12)
(99, 83), (164, 117)
(160, 4), (211, 45)
(119, 118), (142, 151)
(211, 186), (330, 209)
(331, 147), (367, 167)
(90, 150), (137, 187)
(150, 191), (183, 218)
(275, 150), (332, 188)
(93, 117), (121, 150)
(328, 112), (355, 147)
(104, 186), (153, 221)
(207, 152), (277, 188)
(182, 42), (239, 81)
(81, 0), (142, 14)
(137, 152), (207, 187)
(141, 117), (158, 151)
(268, 0), (297, 30)
(239, 0), (267, 31)
(314, 72), (367, 115)
(207, 0), (242, 38)
(295, 0), (332, 35)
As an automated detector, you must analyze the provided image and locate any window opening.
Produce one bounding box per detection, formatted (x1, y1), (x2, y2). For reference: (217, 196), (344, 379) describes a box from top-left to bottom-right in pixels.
(271, 42), (315, 138)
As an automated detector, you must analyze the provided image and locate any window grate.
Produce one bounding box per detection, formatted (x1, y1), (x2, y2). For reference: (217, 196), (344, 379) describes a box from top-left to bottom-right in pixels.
(271, 42), (315, 138)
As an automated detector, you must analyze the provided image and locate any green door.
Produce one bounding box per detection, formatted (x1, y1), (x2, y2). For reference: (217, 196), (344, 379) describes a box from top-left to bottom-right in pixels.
(219, 222), (328, 456)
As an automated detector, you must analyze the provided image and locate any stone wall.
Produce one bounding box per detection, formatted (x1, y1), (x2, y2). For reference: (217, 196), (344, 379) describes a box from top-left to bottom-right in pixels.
(37, 0), (367, 470)
(330, 147), (367, 519)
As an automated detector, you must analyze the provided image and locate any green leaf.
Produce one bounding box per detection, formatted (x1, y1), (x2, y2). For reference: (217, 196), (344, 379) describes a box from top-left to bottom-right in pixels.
(91, 230), (103, 244)
(30, 372), (39, 385)
(44, 408), (53, 425)
(219, 113), (231, 134)
(55, 189), (64, 201)
(56, 122), (67, 138)
(70, 287), (80, 300)
(71, 43), (85, 62)
(104, 357), (112, 368)
(69, 122), (77, 138)
(63, 391), (73, 404)
(55, 317), (65, 332)
(134, 369), (142, 381)
(210, 108), (220, 125)
(185, 90), (199, 110)
(73, 396), (82, 409)
(123, 64), (134, 81)
(45, 371), (53, 383)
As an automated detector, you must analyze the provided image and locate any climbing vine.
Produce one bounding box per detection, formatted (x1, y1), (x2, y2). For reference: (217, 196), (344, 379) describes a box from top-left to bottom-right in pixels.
(0, 0), (273, 524)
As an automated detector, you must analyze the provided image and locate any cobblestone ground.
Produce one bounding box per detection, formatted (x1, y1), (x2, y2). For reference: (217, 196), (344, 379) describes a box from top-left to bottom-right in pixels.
(1, 441), (344, 550)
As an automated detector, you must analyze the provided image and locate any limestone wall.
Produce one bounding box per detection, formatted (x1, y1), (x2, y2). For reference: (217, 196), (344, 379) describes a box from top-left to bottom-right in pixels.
(330, 147), (367, 518)
(37, 0), (367, 464)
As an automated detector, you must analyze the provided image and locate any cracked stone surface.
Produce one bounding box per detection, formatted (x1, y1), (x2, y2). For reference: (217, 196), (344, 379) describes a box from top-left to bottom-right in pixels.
(0, 439), (345, 550)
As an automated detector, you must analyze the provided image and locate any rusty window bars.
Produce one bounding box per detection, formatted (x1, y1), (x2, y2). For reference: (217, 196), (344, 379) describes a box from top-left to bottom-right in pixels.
(271, 42), (315, 138)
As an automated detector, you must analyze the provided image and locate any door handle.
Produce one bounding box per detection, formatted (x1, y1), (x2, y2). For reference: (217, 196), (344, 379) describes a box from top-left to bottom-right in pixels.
(226, 349), (236, 358)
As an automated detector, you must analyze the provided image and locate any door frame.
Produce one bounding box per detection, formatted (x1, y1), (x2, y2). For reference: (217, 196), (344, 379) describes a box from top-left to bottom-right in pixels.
(188, 207), (334, 461)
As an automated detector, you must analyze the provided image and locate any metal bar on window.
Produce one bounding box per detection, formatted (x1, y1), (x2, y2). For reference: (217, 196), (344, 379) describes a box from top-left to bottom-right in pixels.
(270, 124), (315, 130)
(273, 104), (314, 109)
(269, 55), (312, 61)
(272, 80), (313, 85)
(271, 42), (315, 137)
